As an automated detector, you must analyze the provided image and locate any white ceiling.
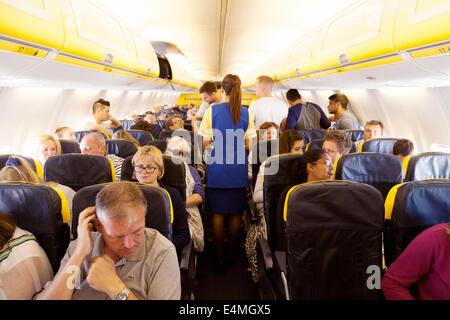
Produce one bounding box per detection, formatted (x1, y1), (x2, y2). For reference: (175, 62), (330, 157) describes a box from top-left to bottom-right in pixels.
(95, 0), (358, 82)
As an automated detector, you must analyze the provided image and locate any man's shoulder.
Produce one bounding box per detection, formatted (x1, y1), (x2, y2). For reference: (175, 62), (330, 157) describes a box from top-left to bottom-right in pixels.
(143, 228), (176, 257)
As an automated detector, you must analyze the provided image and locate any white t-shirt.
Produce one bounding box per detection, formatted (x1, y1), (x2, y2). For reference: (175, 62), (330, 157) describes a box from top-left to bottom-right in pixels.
(248, 97), (289, 128)
(195, 101), (211, 119)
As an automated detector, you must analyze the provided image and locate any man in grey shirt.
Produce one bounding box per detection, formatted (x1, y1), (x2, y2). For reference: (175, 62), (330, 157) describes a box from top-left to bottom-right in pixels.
(36, 181), (180, 300)
(327, 93), (361, 130)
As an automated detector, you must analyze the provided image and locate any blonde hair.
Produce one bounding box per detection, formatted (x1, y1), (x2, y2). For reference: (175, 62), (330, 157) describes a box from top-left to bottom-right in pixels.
(256, 75), (274, 91)
(132, 145), (164, 180)
(112, 129), (140, 147)
(39, 134), (62, 155)
(0, 156), (43, 184)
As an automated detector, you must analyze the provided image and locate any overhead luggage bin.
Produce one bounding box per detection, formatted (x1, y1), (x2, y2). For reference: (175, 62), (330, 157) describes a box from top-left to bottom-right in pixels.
(314, 0), (398, 71)
(129, 30), (160, 78)
(394, 0), (450, 55)
(0, 0), (64, 52)
(60, 0), (138, 75)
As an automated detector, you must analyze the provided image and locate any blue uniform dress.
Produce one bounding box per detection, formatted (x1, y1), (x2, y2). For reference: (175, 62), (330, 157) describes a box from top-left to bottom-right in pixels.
(199, 102), (256, 214)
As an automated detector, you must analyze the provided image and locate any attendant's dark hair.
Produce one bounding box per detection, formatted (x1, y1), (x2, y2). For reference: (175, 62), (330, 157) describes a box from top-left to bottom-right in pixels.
(222, 74), (242, 125)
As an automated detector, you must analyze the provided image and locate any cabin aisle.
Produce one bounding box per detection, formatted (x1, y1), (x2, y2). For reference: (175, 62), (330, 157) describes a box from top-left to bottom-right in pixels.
(192, 233), (260, 300)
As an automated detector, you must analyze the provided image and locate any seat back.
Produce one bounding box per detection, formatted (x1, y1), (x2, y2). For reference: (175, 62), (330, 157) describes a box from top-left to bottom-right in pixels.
(345, 129), (364, 142)
(297, 129), (327, 152)
(283, 181), (384, 300)
(262, 153), (306, 250)
(126, 130), (153, 146)
(249, 139), (279, 189)
(384, 179), (450, 266)
(44, 154), (114, 192)
(0, 182), (70, 274)
(59, 139), (81, 154)
(120, 154), (187, 201)
(360, 138), (398, 154)
(0, 154), (43, 179)
(75, 130), (108, 142)
(305, 138), (324, 152)
(105, 139), (138, 159)
(71, 183), (173, 241)
(149, 123), (162, 140)
(120, 119), (136, 130)
(157, 120), (167, 129)
(404, 152), (450, 181)
(335, 152), (403, 199)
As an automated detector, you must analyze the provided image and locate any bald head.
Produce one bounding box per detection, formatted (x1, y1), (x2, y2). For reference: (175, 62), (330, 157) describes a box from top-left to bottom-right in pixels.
(80, 133), (106, 156)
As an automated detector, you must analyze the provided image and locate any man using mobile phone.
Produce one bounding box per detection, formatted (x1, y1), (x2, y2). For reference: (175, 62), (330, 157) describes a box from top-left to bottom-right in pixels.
(36, 181), (180, 300)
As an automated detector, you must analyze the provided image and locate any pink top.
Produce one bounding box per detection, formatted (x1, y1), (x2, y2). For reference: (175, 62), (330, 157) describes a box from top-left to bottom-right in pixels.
(381, 223), (450, 300)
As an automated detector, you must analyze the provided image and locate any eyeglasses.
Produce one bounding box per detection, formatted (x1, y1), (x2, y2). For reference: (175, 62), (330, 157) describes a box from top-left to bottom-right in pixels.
(134, 165), (157, 174)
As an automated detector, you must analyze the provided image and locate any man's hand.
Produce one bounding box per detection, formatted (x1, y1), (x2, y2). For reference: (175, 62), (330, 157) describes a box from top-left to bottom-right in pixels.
(74, 207), (96, 259)
(87, 255), (126, 299)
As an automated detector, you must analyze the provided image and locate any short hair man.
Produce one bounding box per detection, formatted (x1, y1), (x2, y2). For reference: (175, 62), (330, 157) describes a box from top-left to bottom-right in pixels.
(285, 88), (331, 130)
(143, 112), (162, 139)
(55, 126), (76, 141)
(327, 93), (361, 130)
(355, 120), (384, 151)
(195, 81), (221, 121)
(248, 75), (289, 128)
(392, 138), (414, 163)
(322, 130), (353, 163)
(36, 181), (181, 300)
(84, 99), (122, 139)
(80, 133), (124, 181)
(144, 111), (157, 125)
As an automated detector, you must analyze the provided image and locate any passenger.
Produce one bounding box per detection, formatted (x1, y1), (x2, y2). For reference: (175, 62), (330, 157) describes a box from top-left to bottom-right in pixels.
(37, 134), (61, 168)
(302, 148), (334, 182)
(186, 104), (200, 121)
(84, 99), (122, 139)
(153, 106), (162, 118)
(0, 210), (53, 300)
(166, 114), (185, 131)
(248, 75), (288, 128)
(198, 74), (257, 273)
(327, 93), (361, 130)
(131, 146), (190, 259)
(142, 113), (162, 138)
(248, 121), (279, 179)
(111, 129), (141, 147)
(354, 120), (384, 150)
(0, 155), (76, 234)
(279, 129), (305, 154)
(285, 88), (331, 130)
(392, 138), (414, 163)
(195, 81), (221, 121)
(322, 130), (353, 163)
(166, 137), (205, 252)
(381, 223), (450, 300)
(36, 181), (180, 300)
(246, 129), (304, 282)
(54, 126), (77, 141)
(80, 133), (124, 181)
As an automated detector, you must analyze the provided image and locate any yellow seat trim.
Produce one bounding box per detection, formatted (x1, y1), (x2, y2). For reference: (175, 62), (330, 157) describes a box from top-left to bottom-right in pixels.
(49, 186), (71, 224)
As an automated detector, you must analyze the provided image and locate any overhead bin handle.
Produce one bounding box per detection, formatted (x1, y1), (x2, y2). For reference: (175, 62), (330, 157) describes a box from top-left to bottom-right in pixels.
(103, 52), (114, 65)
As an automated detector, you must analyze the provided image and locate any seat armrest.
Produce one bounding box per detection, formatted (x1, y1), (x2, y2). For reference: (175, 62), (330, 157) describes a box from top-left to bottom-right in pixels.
(179, 240), (193, 273)
(257, 237), (273, 270)
(274, 251), (287, 274)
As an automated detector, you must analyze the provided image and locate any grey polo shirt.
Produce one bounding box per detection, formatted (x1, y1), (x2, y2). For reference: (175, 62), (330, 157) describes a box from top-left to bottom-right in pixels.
(59, 228), (180, 300)
(335, 110), (362, 130)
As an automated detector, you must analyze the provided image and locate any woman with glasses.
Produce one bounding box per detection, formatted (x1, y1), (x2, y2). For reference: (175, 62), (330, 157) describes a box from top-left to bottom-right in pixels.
(131, 145), (190, 260)
(302, 148), (334, 182)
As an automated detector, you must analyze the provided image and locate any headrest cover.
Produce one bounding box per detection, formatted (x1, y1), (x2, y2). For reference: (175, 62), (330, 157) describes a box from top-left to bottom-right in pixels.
(361, 138), (398, 154)
(284, 181), (384, 230)
(71, 183), (173, 240)
(405, 152), (450, 181)
(0, 183), (65, 233)
(59, 139), (81, 154)
(390, 179), (450, 228)
(161, 155), (187, 201)
(106, 139), (138, 159)
(44, 154), (113, 191)
(345, 130), (364, 142)
(127, 130), (152, 146)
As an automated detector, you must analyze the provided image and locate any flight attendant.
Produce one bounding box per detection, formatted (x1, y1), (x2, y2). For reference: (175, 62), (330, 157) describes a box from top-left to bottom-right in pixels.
(199, 74), (256, 272)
